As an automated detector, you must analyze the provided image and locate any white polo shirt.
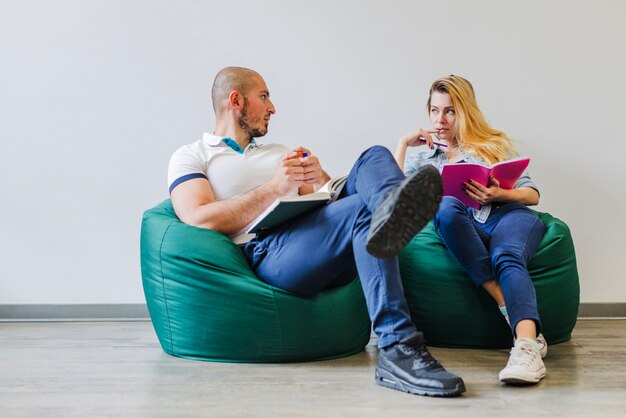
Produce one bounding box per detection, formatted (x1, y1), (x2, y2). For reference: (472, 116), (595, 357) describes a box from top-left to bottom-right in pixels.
(168, 133), (293, 243)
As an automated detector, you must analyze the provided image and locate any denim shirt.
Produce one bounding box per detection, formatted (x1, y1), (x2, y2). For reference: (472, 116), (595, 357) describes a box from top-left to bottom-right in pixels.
(404, 145), (539, 223)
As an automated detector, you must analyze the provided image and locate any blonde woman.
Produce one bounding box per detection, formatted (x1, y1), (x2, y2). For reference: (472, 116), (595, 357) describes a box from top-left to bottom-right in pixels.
(395, 75), (547, 385)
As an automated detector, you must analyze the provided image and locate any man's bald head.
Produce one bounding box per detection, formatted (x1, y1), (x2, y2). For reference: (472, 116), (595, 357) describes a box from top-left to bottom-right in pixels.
(211, 67), (262, 115)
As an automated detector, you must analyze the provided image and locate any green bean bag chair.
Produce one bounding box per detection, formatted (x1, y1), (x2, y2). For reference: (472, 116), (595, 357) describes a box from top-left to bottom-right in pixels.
(140, 200), (371, 363)
(399, 212), (579, 348)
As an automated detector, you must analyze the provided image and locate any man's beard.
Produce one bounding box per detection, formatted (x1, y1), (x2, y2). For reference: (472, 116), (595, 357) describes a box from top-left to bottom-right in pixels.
(238, 102), (268, 139)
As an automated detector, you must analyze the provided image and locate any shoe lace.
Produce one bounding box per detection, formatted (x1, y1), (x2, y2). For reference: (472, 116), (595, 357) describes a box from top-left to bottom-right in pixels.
(507, 344), (538, 367)
(414, 346), (442, 368)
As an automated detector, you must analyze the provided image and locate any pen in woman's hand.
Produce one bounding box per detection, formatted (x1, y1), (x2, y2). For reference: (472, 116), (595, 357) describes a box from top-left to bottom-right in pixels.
(419, 137), (448, 148)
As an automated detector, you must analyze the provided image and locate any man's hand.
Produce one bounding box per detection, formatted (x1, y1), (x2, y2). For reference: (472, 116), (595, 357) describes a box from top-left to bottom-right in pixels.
(279, 147), (330, 195)
(271, 152), (308, 196)
(300, 155), (325, 186)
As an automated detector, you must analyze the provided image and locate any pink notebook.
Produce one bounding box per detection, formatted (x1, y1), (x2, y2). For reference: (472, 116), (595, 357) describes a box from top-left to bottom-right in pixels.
(441, 156), (531, 209)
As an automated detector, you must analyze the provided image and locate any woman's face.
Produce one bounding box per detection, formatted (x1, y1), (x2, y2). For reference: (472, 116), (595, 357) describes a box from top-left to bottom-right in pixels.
(429, 91), (457, 143)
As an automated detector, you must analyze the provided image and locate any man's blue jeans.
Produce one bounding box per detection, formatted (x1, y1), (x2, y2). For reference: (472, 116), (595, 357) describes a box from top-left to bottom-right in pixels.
(433, 196), (545, 336)
(242, 146), (422, 348)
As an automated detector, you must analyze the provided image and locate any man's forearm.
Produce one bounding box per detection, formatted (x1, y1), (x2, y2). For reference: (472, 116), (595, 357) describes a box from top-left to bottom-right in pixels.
(185, 182), (282, 234)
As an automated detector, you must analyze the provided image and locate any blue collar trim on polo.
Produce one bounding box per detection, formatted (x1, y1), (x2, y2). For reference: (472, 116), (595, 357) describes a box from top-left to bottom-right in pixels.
(222, 137), (257, 154)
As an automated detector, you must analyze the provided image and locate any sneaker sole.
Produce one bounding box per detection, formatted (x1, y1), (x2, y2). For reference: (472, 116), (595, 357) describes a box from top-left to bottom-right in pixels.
(499, 367), (546, 385)
(375, 368), (466, 397)
(366, 166), (443, 258)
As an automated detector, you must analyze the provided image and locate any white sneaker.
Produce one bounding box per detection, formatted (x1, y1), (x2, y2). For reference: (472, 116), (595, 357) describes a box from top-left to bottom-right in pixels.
(514, 333), (548, 358)
(499, 339), (546, 384)
(536, 333), (548, 358)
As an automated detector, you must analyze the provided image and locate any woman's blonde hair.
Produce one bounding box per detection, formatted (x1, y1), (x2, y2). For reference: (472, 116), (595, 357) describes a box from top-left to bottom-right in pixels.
(427, 75), (517, 165)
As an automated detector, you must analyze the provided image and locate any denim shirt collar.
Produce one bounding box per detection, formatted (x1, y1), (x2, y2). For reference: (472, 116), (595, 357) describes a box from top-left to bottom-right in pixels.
(412, 144), (479, 161)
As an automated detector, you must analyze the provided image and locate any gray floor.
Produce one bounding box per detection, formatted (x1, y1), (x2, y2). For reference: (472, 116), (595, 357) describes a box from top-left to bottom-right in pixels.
(1, 320), (625, 417)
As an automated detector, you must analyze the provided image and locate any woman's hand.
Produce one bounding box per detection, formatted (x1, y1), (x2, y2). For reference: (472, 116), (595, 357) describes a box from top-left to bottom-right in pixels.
(464, 178), (540, 206)
(464, 176), (502, 205)
(395, 129), (439, 170)
(400, 129), (440, 149)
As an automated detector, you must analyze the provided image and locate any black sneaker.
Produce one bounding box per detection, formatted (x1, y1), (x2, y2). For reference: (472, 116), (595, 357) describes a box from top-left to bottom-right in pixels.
(376, 343), (466, 397)
(366, 165), (443, 258)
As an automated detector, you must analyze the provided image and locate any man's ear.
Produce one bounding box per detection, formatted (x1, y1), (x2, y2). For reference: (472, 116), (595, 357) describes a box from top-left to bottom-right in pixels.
(228, 90), (244, 110)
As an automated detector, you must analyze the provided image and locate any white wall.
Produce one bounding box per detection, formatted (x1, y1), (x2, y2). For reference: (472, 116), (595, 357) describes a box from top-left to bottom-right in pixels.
(1, 0), (624, 304)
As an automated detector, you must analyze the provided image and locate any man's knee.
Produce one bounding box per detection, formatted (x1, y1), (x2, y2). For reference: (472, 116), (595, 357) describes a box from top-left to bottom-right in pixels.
(359, 145), (393, 161)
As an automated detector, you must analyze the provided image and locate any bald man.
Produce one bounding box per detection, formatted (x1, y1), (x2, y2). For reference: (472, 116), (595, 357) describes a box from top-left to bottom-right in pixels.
(167, 67), (466, 397)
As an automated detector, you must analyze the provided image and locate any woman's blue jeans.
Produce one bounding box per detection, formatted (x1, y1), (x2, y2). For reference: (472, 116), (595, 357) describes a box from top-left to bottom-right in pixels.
(433, 196), (545, 337)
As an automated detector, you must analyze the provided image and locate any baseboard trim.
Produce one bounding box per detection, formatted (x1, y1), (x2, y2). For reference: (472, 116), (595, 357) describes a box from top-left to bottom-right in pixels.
(0, 304), (149, 321)
(0, 303), (624, 321)
(577, 303), (626, 318)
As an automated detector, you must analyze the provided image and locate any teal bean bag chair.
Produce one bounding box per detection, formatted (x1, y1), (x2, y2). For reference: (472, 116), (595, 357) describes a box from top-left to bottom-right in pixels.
(399, 212), (579, 348)
(140, 200), (371, 363)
